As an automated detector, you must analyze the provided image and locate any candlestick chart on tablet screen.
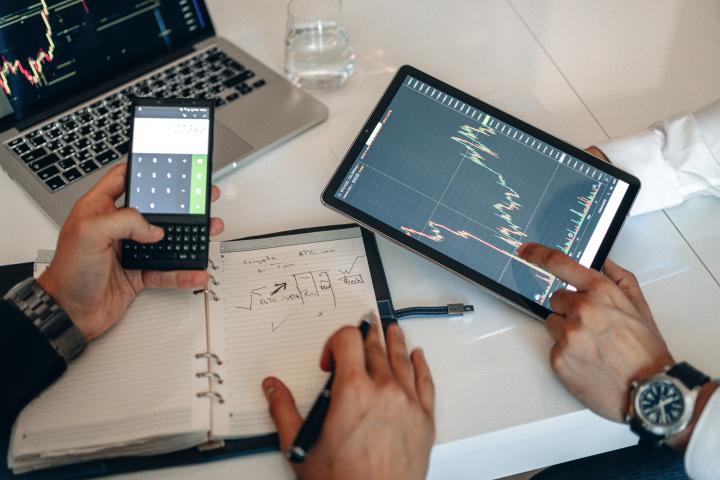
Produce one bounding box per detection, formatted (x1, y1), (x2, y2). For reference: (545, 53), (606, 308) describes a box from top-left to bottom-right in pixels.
(335, 76), (629, 308)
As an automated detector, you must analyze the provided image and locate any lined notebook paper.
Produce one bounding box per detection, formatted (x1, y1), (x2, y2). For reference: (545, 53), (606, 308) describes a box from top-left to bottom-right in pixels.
(11, 257), (210, 473)
(10, 227), (382, 473)
(208, 228), (379, 438)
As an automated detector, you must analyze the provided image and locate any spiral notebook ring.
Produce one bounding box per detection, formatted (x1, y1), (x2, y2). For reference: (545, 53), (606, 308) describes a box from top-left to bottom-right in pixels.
(208, 274), (219, 286)
(195, 352), (223, 365)
(208, 259), (218, 270)
(193, 288), (219, 301)
(196, 371), (224, 384)
(196, 391), (225, 404)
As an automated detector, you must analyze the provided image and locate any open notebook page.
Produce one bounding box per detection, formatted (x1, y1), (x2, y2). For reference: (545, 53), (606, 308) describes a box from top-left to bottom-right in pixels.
(10, 253), (211, 473)
(208, 228), (379, 438)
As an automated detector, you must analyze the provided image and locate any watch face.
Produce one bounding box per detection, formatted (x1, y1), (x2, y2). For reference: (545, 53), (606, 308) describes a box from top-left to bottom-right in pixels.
(638, 380), (685, 426)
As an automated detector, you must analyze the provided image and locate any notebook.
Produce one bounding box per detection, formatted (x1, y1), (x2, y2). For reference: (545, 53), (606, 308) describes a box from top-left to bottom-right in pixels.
(6, 225), (392, 476)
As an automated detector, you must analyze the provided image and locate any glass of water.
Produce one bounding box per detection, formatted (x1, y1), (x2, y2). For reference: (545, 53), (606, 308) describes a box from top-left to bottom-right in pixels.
(284, 0), (356, 90)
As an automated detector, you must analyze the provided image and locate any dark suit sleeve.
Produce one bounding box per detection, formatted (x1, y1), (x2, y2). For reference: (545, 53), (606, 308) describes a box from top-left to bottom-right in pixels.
(1, 301), (66, 427)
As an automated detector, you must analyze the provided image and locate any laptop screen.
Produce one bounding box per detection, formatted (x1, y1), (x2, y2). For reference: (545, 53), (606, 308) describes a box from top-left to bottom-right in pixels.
(0, 0), (212, 125)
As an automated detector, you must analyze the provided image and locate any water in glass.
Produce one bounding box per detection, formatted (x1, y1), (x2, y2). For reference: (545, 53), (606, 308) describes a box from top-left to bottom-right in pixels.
(285, 15), (355, 89)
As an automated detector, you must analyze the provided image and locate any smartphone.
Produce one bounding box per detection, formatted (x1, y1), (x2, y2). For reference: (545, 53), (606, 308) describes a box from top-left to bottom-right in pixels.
(121, 97), (214, 271)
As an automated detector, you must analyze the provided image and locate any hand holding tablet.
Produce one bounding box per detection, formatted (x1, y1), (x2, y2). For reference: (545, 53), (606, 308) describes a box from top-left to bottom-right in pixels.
(322, 66), (640, 319)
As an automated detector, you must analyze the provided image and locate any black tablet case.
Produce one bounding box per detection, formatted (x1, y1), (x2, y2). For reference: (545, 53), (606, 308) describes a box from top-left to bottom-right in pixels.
(0, 224), (393, 479)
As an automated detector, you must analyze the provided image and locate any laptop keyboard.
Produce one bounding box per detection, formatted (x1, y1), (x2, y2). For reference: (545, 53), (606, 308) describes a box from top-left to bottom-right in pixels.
(4, 46), (266, 193)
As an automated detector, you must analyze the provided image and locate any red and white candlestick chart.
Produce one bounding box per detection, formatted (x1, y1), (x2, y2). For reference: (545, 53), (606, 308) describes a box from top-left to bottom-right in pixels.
(400, 123), (601, 304)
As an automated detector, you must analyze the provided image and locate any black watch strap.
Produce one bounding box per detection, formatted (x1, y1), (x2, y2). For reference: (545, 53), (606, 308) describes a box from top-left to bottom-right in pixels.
(667, 362), (710, 390)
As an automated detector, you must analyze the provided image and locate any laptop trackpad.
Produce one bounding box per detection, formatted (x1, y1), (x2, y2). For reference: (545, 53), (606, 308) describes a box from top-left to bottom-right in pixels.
(213, 121), (253, 171)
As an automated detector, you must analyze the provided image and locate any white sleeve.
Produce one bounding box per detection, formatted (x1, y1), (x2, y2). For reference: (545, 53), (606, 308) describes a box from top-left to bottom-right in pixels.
(685, 388), (720, 480)
(596, 99), (720, 216)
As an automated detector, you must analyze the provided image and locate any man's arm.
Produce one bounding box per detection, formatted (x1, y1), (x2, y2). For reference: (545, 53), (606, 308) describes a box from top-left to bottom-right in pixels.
(1, 164), (225, 427)
(0, 301), (65, 425)
(518, 243), (719, 479)
(594, 99), (720, 215)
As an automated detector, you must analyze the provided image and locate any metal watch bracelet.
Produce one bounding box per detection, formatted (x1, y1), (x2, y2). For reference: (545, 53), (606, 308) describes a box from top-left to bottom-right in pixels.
(3, 277), (85, 362)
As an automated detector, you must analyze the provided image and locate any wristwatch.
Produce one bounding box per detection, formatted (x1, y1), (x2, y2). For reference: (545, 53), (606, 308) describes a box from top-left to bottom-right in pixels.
(626, 362), (710, 448)
(3, 277), (85, 363)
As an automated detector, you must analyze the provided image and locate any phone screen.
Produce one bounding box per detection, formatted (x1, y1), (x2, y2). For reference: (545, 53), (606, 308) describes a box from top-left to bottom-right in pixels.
(127, 105), (211, 215)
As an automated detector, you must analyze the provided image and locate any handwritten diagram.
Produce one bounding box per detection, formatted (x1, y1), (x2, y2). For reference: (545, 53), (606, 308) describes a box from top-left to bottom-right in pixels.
(219, 242), (372, 333)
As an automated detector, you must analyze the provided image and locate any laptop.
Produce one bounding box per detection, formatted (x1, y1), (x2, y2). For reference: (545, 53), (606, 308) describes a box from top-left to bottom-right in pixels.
(0, 0), (328, 225)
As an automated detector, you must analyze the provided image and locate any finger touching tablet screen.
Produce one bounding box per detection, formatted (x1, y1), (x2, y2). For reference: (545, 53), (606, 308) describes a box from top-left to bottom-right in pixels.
(322, 66), (640, 319)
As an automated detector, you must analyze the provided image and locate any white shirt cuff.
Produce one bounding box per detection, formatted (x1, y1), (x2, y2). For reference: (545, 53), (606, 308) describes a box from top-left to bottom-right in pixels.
(685, 388), (720, 480)
(597, 130), (685, 216)
(597, 108), (720, 216)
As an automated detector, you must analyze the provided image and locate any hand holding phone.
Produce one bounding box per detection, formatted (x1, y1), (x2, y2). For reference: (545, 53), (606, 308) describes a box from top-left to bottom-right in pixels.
(121, 98), (214, 270)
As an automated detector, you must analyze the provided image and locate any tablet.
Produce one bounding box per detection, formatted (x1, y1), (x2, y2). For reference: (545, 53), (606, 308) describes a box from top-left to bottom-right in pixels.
(322, 66), (640, 319)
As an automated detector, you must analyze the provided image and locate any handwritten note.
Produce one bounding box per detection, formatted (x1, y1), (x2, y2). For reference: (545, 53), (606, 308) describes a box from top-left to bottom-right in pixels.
(207, 229), (378, 438)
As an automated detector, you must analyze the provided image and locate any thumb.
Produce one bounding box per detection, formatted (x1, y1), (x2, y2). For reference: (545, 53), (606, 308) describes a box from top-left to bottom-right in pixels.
(263, 377), (303, 453)
(87, 208), (164, 244)
(85, 163), (127, 202)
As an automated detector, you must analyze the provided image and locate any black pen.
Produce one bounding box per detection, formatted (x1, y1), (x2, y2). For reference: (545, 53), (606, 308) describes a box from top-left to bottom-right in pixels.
(287, 317), (373, 463)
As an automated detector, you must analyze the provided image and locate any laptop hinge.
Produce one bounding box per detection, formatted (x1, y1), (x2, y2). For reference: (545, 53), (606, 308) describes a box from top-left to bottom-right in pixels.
(15, 45), (195, 132)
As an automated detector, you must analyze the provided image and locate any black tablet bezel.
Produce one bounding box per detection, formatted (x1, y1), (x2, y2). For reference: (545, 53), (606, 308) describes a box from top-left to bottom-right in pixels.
(321, 65), (640, 319)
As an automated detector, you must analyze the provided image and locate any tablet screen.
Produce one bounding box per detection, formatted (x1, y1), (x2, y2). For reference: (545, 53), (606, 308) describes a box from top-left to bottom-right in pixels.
(332, 74), (631, 309)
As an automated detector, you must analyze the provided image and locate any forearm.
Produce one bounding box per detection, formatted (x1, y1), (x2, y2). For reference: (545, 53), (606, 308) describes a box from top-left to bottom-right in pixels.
(0, 301), (66, 427)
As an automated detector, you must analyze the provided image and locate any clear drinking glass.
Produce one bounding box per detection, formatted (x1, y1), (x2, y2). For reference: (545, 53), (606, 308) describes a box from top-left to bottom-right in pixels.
(284, 0), (356, 90)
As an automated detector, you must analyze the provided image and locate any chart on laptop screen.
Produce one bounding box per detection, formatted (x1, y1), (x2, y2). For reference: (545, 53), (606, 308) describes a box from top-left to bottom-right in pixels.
(335, 75), (629, 308)
(0, 0), (208, 117)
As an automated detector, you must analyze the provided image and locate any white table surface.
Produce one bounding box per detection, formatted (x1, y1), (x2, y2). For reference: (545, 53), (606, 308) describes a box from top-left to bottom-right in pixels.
(1, 1), (719, 479)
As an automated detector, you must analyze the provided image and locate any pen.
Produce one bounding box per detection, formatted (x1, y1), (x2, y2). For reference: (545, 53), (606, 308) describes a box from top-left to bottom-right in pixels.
(287, 317), (373, 463)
